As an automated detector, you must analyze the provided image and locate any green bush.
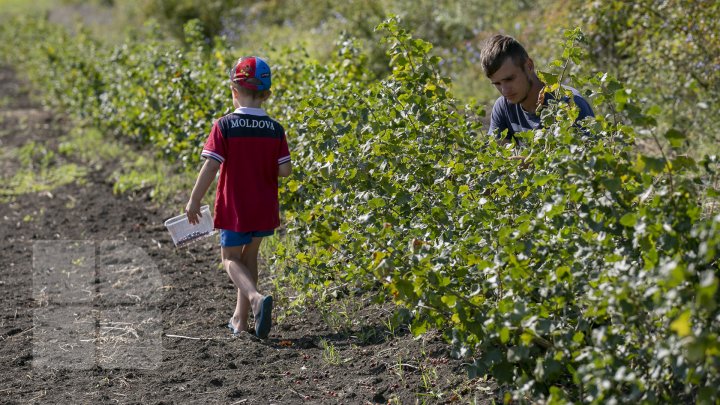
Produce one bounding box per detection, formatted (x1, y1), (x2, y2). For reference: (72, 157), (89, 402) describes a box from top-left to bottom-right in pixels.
(274, 22), (720, 403)
(0, 17), (231, 165)
(139, 0), (240, 40)
(580, 0), (720, 157)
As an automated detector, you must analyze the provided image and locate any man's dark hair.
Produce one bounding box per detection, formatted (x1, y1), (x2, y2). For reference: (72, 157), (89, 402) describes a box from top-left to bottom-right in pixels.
(480, 35), (530, 77)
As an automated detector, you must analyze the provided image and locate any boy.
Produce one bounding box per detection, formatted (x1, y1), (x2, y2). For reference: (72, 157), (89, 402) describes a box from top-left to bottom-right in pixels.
(480, 34), (594, 143)
(185, 56), (292, 339)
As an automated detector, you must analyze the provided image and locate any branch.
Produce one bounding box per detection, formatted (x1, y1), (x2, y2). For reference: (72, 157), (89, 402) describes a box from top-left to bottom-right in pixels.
(165, 334), (229, 341)
(517, 327), (554, 350)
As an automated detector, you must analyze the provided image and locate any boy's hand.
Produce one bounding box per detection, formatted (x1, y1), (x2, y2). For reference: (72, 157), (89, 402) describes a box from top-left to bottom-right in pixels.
(185, 200), (202, 225)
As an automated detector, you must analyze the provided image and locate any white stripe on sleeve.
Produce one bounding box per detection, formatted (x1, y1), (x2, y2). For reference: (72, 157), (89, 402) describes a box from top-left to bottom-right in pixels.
(201, 150), (225, 163)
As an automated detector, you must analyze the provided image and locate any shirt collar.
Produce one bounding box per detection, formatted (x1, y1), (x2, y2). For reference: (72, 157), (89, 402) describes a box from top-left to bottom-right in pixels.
(233, 107), (267, 116)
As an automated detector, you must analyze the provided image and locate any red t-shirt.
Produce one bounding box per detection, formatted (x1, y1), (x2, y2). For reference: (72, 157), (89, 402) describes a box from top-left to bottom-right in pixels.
(201, 107), (291, 232)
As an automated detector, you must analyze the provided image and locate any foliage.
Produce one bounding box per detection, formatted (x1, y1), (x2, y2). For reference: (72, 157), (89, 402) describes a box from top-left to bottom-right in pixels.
(139, 0), (241, 40)
(579, 0), (720, 157)
(1, 13), (719, 404)
(0, 16), (231, 165)
(274, 22), (720, 403)
(141, 0), (535, 45)
(139, 0), (553, 98)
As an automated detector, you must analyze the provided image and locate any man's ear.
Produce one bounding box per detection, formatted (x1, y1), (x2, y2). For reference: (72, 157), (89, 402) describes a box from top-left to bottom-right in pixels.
(525, 57), (535, 73)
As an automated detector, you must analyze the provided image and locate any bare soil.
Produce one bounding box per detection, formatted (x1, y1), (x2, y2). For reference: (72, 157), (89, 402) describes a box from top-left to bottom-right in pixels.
(0, 67), (494, 404)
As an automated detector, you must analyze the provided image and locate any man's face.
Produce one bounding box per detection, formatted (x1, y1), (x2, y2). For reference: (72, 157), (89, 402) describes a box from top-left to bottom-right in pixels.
(488, 57), (533, 105)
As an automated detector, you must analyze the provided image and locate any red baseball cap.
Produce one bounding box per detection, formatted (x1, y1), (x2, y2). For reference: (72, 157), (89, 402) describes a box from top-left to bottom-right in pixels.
(229, 56), (271, 91)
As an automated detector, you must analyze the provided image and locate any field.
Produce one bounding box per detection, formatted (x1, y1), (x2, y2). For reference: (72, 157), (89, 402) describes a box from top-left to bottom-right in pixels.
(2, 1), (719, 403)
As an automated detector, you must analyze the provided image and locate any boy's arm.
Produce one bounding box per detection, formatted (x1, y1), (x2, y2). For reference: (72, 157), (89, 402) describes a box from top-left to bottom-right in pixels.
(278, 161), (292, 178)
(186, 158), (221, 224)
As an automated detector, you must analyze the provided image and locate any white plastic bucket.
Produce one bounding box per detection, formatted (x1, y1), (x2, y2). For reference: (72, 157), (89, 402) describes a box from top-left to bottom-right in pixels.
(164, 205), (216, 247)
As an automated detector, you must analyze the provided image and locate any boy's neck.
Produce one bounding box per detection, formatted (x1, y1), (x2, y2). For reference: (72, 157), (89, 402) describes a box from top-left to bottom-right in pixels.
(234, 94), (264, 109)
(235, 101), (264, 109)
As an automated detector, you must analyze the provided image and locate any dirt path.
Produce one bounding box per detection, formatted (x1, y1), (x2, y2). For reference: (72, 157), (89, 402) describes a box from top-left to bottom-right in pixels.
(0, 67), (491, 404)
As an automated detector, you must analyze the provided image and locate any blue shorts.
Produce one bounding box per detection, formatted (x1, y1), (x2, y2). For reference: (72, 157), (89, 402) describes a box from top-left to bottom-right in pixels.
(220, 229), (274, 247)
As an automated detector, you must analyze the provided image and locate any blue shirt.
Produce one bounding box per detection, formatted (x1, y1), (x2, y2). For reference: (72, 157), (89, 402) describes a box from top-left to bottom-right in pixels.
(488, 85), (594, 139)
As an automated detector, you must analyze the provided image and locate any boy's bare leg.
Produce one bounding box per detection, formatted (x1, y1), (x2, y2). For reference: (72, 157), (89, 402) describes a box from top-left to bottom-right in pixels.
(240, 237), (263, 319)
(222, 238), (264, 332)
(221, 246), (248, 332)
(241, 237), (262, 283)
(232, 289), (247, 332)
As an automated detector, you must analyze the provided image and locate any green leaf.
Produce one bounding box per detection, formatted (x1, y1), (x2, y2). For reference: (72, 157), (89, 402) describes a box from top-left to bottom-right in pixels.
(411, 319), (428, 336)
(636, 155), (667, 174)
(664, 128), (686, 149)
(441, 294), (457, 308)
(368, 197), (386, 208)
(555, 266), (571, 280)
(287, 180), (301, 192)
(394, 278), (415, 300)
(670, 310), (692, 337)
(671, 156), (696, 171)
(602, 178), (621, 192)
(697, 272), (718, 309)
(538, 71), (559, 86)
(500, 326), (510, 343)
(533, 174), (555, 186)
(619, 213), (637, 227)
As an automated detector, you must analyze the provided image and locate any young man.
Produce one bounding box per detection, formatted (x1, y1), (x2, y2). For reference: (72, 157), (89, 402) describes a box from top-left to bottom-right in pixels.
(186, 56), (291, 339)
(480, 35), (594, 142)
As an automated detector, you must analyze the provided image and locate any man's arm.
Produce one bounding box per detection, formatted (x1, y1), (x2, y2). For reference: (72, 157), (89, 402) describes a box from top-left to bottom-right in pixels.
(488, 97), (513, 143)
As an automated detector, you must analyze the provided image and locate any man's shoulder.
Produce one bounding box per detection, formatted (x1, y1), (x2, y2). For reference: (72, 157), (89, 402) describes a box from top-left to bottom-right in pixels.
(488, 96), (513, 135)
(561, 85), (594, 117)
(545, 86), (594, 118)
(492, 95), (509, 108)
(491, 96), (514, 116)
(558, 85), (589, 103)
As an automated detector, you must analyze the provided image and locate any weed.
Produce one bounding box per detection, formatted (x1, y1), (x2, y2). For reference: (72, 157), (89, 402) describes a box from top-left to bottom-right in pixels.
(1, 140), (87, 202)
(393, 355), (406, 381)
(318, 293), (365, 332)
(353, 325), (381, 345)
(58, 127), (125, 166)
(418, 362), (440, 398)
(319, 338), (341, 366)
(382, 315), (397, 340)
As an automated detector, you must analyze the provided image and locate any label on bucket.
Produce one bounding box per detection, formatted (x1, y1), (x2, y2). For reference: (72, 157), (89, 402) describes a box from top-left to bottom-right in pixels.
(175, 230), (214, 248)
